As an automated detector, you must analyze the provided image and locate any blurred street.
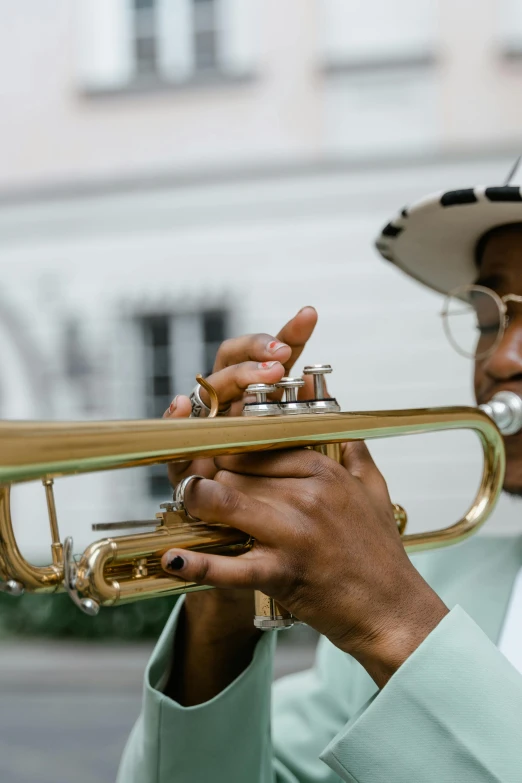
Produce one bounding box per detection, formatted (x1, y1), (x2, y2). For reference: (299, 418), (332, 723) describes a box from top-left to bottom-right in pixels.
(0, 638), (317, 783)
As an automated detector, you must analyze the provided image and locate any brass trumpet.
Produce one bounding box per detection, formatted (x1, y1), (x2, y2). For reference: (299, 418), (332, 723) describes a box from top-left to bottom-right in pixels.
(0, 364), (519, 628)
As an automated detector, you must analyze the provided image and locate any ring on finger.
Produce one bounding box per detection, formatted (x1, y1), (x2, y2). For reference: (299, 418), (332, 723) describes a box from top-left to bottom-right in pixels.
(189, 383), (231, 418)
(189, 384), (211, 418)
(175, 475), (205, 522)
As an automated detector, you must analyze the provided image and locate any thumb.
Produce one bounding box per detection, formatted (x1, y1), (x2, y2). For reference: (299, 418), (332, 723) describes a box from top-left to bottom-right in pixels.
(276, 306), (318, 373)
(341, 441), (383, 484)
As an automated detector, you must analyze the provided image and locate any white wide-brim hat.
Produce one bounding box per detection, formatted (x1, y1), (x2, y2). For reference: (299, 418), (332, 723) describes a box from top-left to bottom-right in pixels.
(376, 176), (522, 296)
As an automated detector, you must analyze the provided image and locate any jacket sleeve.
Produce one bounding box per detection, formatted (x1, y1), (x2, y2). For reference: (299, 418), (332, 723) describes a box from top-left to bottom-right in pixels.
(118, 600), (522, 783)
(320, 605), (522, 783)
(116, 596), (279, 783)
(117, 595), (378, 783)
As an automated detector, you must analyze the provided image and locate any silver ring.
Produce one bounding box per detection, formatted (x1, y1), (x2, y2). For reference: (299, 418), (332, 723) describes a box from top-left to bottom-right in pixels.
(189, 382), (231, 417)
(175, 475), (205, 522)
(189, 384), (211, 418)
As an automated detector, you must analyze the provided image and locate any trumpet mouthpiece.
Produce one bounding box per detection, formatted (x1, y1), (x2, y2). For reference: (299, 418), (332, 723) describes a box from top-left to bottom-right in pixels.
(480, 392), (522, 436)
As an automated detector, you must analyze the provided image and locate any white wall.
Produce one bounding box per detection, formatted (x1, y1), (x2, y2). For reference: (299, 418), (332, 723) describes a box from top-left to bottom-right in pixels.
(439, 0), (522, 147)
(320, 0), (437, 64)
(323, 68), (439, 155)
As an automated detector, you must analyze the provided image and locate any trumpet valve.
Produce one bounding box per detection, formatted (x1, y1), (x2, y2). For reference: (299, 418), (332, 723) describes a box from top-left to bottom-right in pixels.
(157, 502), (187, 528)
(243, 384), (281, 417)
(254, 591), (294, 631)
(276, 377), (308, 414)
(303, 365), (340, 413)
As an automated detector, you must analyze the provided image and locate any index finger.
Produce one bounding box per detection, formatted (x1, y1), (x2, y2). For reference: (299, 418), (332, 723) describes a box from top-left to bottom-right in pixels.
(182, 475), (281, 541)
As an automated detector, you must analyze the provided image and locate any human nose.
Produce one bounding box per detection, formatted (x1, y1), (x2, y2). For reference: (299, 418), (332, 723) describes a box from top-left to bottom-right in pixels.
(481, 317), (522, 382)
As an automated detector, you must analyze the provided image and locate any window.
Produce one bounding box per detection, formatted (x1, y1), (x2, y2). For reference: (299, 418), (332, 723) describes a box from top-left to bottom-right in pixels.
(133, 0), (158, 76)
(202, 310), (227, 376)
(142, 315), (172, 420)
(62, 319), (98, 414)
(78, 0), (259, 92)
(140, 310), (229, 498)
(133, 0), (218, 79)
(500, 0), (522, 56)
(142, 315), (174, 498)
(320, 0), (436, 69)
(193, 0), (218, 72)
(320, 0), (438, 155)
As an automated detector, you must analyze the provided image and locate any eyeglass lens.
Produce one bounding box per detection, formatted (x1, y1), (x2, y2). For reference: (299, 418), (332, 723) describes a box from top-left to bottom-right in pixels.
(443, 287), (503, 359)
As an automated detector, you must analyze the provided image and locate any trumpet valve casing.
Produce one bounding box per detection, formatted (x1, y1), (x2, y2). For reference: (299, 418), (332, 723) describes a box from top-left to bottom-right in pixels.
(250, 368), (343, 630)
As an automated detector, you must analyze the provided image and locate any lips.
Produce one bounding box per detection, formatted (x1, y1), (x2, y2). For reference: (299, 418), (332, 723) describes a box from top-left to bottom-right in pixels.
(477, 384), (522, 407)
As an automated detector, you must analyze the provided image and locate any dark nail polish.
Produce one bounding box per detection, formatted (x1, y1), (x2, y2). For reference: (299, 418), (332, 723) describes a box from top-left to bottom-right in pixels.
(168, 555), (185, 571)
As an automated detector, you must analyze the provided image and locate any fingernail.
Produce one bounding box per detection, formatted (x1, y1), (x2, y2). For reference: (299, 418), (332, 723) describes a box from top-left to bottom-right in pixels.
(258, 361), (278, 369)
(298, 306), (315, 314)
(164, 396), (179, 417)
(167, 555), (185, 571)
(267, 341), (287, 354)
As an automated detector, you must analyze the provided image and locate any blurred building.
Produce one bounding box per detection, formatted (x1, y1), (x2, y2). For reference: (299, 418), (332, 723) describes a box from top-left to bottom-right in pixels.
(1, 0), (522, 561)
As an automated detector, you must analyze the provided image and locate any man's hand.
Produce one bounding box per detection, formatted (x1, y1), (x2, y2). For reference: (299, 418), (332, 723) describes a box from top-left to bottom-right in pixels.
(164, 305), (318, 487)
(162, 445), (449, 689)
(162, 306), (318, 705)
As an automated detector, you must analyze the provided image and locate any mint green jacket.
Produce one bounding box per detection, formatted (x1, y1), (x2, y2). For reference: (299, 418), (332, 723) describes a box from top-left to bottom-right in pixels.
(117, 536), (522, 782)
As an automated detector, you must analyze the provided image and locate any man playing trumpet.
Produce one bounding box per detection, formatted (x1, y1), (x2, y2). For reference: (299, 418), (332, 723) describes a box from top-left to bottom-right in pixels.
(118, 172), (522, 782)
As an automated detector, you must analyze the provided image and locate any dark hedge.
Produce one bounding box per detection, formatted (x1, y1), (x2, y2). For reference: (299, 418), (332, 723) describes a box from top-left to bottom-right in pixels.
(0, 592), (178, 639)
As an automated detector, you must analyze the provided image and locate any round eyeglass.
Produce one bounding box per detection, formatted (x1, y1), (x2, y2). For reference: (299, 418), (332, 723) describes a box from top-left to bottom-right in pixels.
(442, 284), (522, 360)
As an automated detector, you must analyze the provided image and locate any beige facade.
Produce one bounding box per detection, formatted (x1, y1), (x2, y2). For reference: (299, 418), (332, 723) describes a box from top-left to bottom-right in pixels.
(3, 0), (522, 191)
